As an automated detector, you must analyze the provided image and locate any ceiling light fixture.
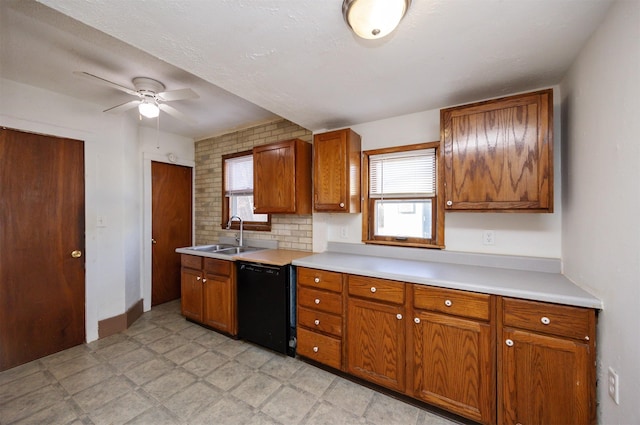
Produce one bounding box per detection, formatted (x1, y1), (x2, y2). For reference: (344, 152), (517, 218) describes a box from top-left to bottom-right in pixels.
(342, 0), (411, 40)
(138, 97), (159, 118)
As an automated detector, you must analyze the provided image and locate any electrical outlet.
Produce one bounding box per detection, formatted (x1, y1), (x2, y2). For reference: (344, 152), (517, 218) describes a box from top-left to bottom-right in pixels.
(482, 230), (495, 245)
(608, 367), (620, 404)
(340, 226), (348, 239)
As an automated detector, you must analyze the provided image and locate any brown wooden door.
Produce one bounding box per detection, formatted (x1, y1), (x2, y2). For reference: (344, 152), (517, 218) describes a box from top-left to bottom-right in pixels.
(151, 161), (192, 306)
(501, 328), (591, 425)
(0, 128), (85, 371)
(412, 310), (494, 425)
(346, 297), (405, 392)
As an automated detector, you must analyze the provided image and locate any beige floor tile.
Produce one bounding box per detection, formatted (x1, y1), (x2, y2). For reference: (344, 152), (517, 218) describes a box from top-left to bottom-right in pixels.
(261, 385), (317, 425)
(162, 381), (222, 421)
(163, 341), (207, 365)
(88, 391), (155, 425)
(230, 371), (282, 408)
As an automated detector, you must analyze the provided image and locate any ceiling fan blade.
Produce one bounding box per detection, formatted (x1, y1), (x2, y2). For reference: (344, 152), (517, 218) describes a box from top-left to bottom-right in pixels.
(74, 71), (140, 97)
(104, 99), (140, 113)
(159, 103), (197, 126)
(157, 88), (199, 102)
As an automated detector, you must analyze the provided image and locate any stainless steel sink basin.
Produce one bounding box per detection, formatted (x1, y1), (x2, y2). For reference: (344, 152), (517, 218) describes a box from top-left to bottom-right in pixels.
(215, 246), (265, 255)
(187, 244), (236, 253)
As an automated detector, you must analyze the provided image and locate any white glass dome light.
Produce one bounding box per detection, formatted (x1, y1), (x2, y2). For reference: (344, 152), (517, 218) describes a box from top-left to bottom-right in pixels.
(138, 97), (159, 118)
(342, 0), (411, 40)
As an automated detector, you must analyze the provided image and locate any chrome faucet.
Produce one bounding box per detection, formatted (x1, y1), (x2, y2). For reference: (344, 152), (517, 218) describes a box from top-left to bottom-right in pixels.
(226, 215), (243, 246)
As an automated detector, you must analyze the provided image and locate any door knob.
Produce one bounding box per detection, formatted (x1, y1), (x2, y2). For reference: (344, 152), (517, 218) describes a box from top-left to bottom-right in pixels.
(71, 250), (82, 258)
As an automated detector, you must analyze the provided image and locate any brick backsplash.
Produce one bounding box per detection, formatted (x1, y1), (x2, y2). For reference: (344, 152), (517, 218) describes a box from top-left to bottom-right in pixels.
(194, 118), (313, 252)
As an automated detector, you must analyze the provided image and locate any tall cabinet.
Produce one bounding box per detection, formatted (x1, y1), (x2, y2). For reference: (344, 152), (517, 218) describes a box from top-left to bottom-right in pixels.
(313, 128), (361, 213)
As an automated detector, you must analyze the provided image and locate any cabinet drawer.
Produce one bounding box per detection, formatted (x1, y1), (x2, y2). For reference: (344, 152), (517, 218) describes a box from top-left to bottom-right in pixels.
(181, 254), (202, 270)
(298, 267), (343, 292)
(413, 285), (491, 321)
(348, 275), (405, 305)
(298, 286), (342, 315)
(298, 307), (342, 337)
(204, 258), (231, 276)
(502, 298), (593, 340)
(297, 327), (342, 370)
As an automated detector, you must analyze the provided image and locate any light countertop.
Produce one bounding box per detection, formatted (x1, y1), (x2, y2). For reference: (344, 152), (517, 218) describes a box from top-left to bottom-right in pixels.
(292, 252), (602, 309)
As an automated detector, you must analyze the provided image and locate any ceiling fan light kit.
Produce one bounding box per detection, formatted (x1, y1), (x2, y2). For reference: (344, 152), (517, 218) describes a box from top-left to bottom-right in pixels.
(342, 0), (411, 39)
(138, 99), (159, 118)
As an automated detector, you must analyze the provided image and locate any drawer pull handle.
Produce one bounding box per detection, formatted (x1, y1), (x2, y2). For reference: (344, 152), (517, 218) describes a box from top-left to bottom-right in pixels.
(314, 319), (320, 325)
(314, 277), (320, 283)
(414, 317), (420, 324)
(313, 346), (319, 353)
(196, 276), (201, 281)
(444, 299), (452, 307)
(370, 287), (377, 293)
(541, 316), (551, 325)
(314, 298), (320, 304)
(506, 339), (514, 347)
(396, 314), (403, 320)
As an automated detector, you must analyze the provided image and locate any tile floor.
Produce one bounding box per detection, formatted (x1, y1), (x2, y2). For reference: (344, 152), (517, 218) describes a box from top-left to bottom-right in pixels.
(0, 300), (464, 425)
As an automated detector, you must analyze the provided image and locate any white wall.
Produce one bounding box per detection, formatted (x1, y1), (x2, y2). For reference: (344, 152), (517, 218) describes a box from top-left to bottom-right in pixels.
(0, 78), (192, 341)
(315, 87), (562, 258)
(560, 1), (640, 423)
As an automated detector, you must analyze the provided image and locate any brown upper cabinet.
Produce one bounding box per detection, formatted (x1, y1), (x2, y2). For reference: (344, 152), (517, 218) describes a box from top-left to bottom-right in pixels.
(313, 128), (362, 213)
(440, 89), (553, 212)
(253, 138), (312, 214)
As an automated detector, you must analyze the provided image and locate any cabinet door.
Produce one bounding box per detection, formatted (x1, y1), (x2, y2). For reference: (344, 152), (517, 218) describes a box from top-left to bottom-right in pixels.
(501, 328), (591, 425)
(203, 273), (234, 334)
(413, 310), (494, 425)
(346, 297), (405, 392)
(313, 129), (361, 213)
(180, 268), (203, 322)
(254, 140), (296, 213)
(441, 89), (553, 212)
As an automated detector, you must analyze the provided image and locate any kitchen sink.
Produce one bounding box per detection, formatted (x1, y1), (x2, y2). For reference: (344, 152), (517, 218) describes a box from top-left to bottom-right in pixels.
(215, 246), (265, 255)
(187, 244), (237, 253)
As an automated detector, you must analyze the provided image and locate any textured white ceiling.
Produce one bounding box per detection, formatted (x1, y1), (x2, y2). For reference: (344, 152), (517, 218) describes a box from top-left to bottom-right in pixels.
(2, 0), (614, 139)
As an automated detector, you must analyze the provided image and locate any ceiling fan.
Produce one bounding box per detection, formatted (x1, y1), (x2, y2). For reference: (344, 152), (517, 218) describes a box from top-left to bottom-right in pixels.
(74, 71), (199, 125)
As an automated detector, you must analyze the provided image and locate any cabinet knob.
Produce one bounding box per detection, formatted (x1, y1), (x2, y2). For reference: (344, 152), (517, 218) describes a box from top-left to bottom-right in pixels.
(314, 298), (320, 304)
(505, 339), (514, 347)
(370, 287), (377, 293)
(253, 206), (257, 211)
(540, 316), (551, 325)
(339, 202), (345, 208)
(314, 319), (320, 326)
(196, 276), (201, 281)
(444, 299), (452, 307)
(396, 314), (403, 320)
(314, 277), (320, 283)
(202, 278), (207, 283)
(446, 200), (453, 206)
(414, 317), (420, 324)
(313, 346), (319, 353)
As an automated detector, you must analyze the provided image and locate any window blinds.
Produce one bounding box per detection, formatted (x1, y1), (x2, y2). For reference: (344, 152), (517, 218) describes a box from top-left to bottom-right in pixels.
(225, 155), (253, 196)
(369, 149), (436, 198)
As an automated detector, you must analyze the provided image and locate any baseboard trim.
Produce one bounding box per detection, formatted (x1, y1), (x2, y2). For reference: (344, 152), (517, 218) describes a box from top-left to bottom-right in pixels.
(98, 298), (144, 339)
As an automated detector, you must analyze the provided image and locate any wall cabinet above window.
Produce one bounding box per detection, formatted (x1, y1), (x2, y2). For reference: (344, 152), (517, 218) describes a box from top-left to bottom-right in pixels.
(440, 89), (553, 212)
(253, 138), (312, 215)
(313, 128), (361, 213)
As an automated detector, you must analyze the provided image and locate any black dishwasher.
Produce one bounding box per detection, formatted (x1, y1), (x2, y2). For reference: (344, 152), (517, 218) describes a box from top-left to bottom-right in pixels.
(237, 262), (296, 357)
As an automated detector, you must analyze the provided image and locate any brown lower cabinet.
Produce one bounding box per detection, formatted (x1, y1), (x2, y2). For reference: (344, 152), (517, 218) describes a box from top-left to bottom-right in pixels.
(180, 254), (237, 336)
(296, 267), (597, 425)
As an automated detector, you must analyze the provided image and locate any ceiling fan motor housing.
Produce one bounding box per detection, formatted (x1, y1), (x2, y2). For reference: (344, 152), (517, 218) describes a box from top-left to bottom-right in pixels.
(132, 77), (165, 95)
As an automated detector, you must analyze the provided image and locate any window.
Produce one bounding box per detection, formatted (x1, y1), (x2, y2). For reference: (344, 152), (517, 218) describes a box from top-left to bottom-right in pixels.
(222, 151), (270, 231)
(362, 142), (443, 248)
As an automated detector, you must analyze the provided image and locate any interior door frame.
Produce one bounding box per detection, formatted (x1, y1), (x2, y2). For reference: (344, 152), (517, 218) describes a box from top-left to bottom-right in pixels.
(143, 152), (195, 312)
